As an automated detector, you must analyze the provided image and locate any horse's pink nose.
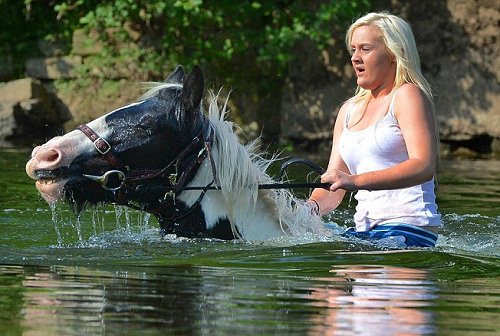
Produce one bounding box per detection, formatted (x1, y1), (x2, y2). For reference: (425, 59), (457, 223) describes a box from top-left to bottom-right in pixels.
(32, 146), (63, 168)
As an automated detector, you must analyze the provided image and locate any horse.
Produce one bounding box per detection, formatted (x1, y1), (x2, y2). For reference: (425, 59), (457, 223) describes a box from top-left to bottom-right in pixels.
(25, 66), (326, 241)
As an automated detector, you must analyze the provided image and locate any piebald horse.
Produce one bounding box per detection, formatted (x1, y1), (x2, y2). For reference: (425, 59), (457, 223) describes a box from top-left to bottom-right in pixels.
(26, 66), (325, 241)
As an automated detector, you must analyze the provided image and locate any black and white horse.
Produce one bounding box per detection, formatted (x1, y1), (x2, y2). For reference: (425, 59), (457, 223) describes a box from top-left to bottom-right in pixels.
(26, 66), (325, 241)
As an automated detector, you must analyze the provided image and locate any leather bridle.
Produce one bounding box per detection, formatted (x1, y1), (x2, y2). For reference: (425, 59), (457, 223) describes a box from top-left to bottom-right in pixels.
(76, 116), (330, 237)
(77, 116), (219, 227)
(77, 124), (123, 168)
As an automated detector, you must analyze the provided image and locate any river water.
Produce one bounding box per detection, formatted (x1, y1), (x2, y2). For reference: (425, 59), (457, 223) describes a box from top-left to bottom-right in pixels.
(0, 149), (499, 335)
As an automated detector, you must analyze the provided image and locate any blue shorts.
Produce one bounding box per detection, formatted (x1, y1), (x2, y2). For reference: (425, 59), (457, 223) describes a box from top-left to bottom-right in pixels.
(343, 223), (438, 247)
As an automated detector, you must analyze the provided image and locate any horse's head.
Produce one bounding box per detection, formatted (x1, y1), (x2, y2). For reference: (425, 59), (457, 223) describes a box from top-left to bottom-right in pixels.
(26, 66), (207, 211)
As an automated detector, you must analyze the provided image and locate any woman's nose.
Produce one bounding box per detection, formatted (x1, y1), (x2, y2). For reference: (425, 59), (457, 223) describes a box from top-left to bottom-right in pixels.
(351, 50), (361, 62)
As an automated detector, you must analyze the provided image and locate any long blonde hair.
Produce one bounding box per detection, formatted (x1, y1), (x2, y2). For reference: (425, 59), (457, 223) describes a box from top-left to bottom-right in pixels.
(346, 12), (440, 168)
(346, 12), (433, 104)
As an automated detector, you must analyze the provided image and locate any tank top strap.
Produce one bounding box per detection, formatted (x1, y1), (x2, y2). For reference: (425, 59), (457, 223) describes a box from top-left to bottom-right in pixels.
(388, 87), (400, 119)
(344, 98), (355, 128)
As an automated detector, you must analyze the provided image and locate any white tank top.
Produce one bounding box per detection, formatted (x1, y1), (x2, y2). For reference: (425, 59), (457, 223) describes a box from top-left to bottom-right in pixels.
(338, 94), (441, 231)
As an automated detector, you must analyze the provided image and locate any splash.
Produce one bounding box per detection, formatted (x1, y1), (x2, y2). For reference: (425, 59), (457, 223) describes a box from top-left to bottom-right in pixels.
(49, 202), (63, 246)
(47, 202), (159, 247)
(438, 213), (500, 257)
(75, 214), (84, 243)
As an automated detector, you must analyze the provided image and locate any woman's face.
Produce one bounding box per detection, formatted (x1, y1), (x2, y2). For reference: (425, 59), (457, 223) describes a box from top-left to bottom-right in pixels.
(350, 25), (396, 94)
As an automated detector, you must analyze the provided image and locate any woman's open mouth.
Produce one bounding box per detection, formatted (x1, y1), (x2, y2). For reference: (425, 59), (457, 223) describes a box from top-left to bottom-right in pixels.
(355, 66), (365, 76)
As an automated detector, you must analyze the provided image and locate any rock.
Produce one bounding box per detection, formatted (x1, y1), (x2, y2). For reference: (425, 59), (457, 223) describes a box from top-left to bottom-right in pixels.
(0, 78), (47, 102)
(37, 39), (69, 57)
(0, 78), (71, 146)
(72, 29), (104, 56)
(25, 56), (83, 79)
(0, 100), (17, 140)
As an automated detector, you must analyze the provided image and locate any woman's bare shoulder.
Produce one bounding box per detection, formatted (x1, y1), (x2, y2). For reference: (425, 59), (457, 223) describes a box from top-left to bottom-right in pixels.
(333, 98), (353, 129)
(393, 83), (429, 115)
(337, 98), (354, 117)
(396, 83), (426, 101)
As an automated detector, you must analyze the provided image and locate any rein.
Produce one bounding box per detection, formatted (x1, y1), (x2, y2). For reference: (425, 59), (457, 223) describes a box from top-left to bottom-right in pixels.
(135, 181), (331, 193)
(78, 120), (330, 194)
(135, 156), (330, 193)
(77, 119), (329, 235)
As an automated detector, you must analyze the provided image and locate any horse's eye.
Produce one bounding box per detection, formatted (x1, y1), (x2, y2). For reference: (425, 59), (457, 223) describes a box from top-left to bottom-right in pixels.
(138, 115), (158, 133)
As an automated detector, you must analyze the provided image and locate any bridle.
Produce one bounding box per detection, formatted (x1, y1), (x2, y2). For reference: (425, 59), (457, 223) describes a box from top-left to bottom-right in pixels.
(77, 124), (123, 168)
(77, 116), (219, 229)
(77, 118), (330, 194)
(77, 117), (330, 236)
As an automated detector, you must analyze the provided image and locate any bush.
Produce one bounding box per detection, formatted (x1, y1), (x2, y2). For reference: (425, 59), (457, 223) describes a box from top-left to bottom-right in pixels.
(1, 0), (369, 138)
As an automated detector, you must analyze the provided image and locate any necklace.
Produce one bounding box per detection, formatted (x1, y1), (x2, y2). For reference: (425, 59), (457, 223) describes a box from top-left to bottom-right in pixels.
(353, 126), (373, 144)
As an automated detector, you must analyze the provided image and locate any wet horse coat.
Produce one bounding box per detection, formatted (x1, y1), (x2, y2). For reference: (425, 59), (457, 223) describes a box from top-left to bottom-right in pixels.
(26, 66), (324, 241)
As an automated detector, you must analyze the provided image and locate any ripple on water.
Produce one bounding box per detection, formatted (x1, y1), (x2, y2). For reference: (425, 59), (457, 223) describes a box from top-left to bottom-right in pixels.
(439, 213), (500, 257)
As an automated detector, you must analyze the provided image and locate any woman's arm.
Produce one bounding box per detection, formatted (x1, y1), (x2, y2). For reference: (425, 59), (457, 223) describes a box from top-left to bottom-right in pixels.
(308, 102), (350, 215)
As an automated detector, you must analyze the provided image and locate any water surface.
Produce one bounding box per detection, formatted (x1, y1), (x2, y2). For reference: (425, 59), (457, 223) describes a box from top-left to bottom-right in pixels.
(1, 149), (498, 335)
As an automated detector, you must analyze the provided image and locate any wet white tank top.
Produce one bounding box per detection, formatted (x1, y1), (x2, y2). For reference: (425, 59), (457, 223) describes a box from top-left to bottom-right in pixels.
(338, 94), (441, 231)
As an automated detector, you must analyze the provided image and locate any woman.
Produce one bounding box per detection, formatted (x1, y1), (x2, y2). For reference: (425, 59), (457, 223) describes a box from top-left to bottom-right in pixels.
(307, 12), (441, 247)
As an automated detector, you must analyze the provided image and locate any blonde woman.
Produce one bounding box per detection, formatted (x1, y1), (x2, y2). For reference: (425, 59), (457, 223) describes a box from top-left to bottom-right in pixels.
(307, 12), (441, 247)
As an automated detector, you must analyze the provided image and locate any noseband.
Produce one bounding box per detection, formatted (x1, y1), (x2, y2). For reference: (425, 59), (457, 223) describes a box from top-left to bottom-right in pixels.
(77, 117), (219, 232)
(77, 124), (123, 168)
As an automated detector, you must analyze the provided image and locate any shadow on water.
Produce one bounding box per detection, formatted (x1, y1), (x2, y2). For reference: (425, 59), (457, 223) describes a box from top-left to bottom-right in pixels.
(1, 149), (499, 335)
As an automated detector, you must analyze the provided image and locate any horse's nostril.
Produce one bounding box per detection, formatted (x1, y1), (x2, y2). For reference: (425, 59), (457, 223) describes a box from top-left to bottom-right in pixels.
(47, 150), (59, 162)
(38, 148), (61, 164)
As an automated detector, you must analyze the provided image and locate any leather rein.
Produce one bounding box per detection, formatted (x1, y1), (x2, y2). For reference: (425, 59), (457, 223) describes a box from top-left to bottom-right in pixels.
(77, 117), (219, 222)
(77, 118), (330, 231)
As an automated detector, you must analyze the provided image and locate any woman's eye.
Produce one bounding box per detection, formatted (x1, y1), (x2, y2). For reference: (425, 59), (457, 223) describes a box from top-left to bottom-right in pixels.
(350, 46), (371, 55)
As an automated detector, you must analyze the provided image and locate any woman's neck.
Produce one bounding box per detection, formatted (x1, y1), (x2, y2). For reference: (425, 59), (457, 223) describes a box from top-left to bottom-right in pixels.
(370, 84), (395, 100)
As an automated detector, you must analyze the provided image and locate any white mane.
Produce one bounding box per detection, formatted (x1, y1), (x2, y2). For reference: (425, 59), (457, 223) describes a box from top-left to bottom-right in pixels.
(189, 91), (327, 241)
(141, 82), (327, 241)
(139, 82), (183, 100)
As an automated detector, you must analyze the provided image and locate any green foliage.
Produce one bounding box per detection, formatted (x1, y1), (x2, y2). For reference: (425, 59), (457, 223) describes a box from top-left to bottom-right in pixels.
(1, 0), (369, 80)
(0, 1), (59, 76)
(0, 0), (369, 138)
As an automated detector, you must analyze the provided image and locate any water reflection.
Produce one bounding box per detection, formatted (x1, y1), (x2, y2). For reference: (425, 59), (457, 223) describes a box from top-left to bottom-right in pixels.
(15, 266), (207, 335)
(1, 259), (497, 335)
(21, 267), (105, 335)
(1, 150), (498, 334)
(308, 265), (437, 335)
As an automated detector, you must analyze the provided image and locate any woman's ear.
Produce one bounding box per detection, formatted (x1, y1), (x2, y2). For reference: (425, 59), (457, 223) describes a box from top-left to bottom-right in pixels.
(390, 51), (397, 64)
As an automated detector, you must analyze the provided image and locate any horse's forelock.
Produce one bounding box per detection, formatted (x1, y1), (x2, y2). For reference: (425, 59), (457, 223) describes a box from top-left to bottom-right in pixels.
(139, 82), (183, 101)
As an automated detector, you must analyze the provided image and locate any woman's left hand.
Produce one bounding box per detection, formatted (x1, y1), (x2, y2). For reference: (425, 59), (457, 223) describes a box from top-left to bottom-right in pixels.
(321, 169), (357, 192)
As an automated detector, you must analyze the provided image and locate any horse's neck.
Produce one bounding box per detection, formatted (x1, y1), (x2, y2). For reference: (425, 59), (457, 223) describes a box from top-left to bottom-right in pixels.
(202, 187), (286, 241)
(177, 146), (285, 241)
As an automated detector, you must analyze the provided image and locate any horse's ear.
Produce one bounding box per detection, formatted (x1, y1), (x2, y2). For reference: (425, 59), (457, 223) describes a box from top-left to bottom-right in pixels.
(165, 65), (185, 84)
(181, 65), (204, 112)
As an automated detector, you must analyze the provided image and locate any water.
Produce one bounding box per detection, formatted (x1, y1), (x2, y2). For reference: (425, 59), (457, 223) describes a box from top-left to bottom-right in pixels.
(1, 149), (499, 335)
